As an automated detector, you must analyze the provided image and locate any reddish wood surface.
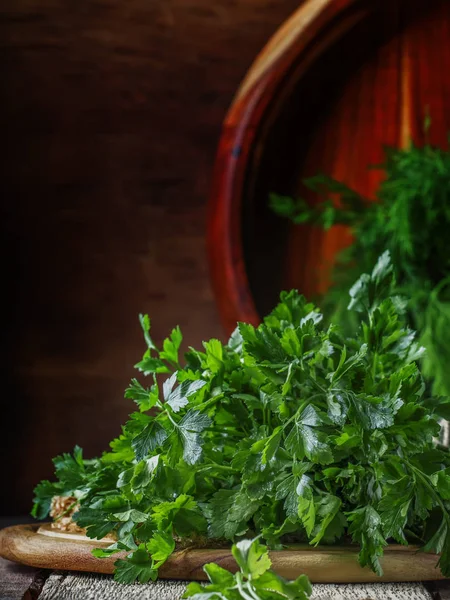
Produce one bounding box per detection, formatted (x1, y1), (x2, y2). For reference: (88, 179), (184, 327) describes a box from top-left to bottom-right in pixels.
(208, 0), (362, 333)
(0, 524), (445, 583)
(209, 0), (450, 334)
(286, 0), (450, 298)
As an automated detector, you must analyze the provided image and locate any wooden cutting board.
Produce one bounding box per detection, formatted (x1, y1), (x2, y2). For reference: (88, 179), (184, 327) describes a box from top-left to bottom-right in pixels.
(0, 523), (446, 583)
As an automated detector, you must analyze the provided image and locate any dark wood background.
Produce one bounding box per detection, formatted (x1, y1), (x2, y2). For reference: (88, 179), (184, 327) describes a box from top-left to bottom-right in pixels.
(1, 0), (300, 514)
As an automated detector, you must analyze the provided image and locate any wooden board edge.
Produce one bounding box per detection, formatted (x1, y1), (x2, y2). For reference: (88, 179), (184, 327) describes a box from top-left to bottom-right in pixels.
(0, 523), (447, 582)
(36, 523), (113, 544)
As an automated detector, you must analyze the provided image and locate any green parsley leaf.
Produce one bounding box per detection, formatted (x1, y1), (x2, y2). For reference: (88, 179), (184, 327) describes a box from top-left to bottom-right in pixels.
(125, 378), (159, 412)
(114, 546), (157, 584)
(164, 375), (207, 413)
(285, 406), (333, 465)
(132, 421), (167, 462)
(160, 326), (183, 365)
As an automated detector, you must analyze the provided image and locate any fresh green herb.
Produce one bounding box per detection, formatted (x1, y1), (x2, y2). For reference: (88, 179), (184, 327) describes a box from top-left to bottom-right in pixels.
(183, 536), (312, 600)
(270, 140), (450, 397)
(32, 252), (450, 582)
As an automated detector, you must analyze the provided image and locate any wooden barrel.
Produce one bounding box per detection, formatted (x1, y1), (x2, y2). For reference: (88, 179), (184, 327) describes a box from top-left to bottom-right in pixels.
(208, 0), (450, 334)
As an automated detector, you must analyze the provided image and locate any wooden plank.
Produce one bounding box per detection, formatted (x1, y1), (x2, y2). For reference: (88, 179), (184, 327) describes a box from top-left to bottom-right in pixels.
(39, 572), (189, 600)
(430, 580), (450, 599)
(311, 584), (432, 600)
(38, 573), (433, 600)
(0, 524), (445, 584)
(0, 557), (46, 600)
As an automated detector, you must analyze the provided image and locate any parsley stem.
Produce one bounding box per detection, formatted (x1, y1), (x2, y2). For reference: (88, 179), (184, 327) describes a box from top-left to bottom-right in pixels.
(372, 351), (378, 380)
(195, 464), (237, 485)
(167, 413), (178, 427)
(208, 427), (245, 438)
(194, 394), (224, 412)
(309, 379), (327, 394)
(53, 500), (78, 521)
(245, 582), (262, 600)
(197, 463), (237, 473)
(235, 573), (255, 600)
(157, 401), (178, 427)
(282, 401), (308, 428)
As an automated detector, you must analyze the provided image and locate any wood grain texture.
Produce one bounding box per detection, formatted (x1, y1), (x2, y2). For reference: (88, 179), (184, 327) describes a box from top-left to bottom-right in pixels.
(39, 572), (189, 600)
(286, 0), (450, 299)
(37, 573), (434, 600)
(208, 0), (450, 332)
(0, 524), (445, 584)
(0, 0), (301, 514)
(209, 0), (362, 332)
(0, 556), (46, 600)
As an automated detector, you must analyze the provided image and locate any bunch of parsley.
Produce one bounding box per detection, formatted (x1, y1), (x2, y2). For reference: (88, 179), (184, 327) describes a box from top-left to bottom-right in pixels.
(33, 252), (450, 583)
(270, 140), (450, 397)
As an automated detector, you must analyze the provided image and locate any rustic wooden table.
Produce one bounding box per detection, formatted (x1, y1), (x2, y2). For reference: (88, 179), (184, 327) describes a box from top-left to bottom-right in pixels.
(1, 521), (450, 600)
(1, 557), (450, 600)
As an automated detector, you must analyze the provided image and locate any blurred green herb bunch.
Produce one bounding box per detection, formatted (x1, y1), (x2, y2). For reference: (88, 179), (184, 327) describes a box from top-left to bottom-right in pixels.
(271, 139), (450, 399)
